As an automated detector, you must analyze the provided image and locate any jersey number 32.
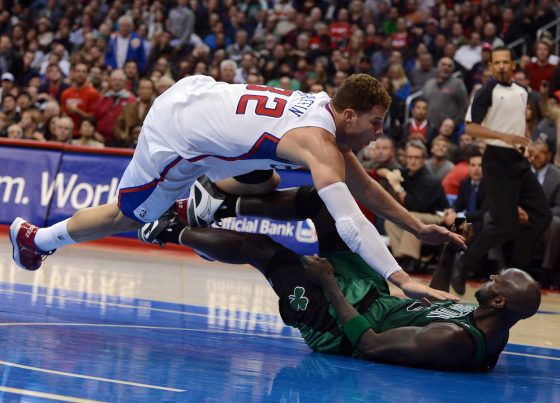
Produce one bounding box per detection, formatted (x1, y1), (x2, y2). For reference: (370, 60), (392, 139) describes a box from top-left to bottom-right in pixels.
(236, 85), (293, 118)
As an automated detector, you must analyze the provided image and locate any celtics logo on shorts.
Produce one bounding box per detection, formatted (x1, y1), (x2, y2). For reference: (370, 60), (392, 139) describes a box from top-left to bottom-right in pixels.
(289, 286), (309, 311)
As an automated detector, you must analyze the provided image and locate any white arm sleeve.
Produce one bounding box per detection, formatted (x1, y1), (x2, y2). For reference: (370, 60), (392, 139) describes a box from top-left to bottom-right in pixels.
(318, 182), (401, 279)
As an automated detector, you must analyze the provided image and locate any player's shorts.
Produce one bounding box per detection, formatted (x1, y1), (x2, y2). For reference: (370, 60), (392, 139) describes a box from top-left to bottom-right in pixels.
(117, 130), (207, 223)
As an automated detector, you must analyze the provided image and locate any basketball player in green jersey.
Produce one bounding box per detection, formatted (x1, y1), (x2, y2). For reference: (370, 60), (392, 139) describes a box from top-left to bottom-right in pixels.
(141, 186), (541, 372)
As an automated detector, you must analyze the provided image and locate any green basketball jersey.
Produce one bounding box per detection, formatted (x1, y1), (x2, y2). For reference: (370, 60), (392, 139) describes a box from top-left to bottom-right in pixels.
(296, 252), (506, 371)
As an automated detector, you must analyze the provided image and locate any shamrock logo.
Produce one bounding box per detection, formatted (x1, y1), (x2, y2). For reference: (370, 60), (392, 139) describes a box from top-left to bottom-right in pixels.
(289, 286), (309, 311)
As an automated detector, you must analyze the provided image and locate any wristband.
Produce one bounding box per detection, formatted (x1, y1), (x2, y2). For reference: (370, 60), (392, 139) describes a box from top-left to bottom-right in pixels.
(343, 315), (371, 346)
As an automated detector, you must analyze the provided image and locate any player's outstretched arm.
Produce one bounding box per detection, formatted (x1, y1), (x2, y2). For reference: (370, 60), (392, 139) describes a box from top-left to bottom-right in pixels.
(342, 149), (466, 250)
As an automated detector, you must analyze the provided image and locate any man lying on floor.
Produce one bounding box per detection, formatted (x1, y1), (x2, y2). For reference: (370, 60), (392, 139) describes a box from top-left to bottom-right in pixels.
(139, 185), (541, 372)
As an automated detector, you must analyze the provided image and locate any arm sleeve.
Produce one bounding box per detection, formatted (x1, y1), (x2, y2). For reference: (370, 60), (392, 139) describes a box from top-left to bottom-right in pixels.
(318, 182), (401, 279)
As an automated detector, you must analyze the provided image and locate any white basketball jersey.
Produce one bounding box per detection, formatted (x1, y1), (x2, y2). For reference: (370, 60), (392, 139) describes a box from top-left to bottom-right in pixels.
(141, 75), (336, 179)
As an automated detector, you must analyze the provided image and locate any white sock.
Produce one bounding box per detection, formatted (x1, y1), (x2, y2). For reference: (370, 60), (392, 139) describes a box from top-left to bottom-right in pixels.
(35, 219), (77, 251)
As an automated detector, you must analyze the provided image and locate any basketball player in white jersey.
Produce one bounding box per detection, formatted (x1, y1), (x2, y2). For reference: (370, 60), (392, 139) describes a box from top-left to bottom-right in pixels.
(10, 74), (464, 302)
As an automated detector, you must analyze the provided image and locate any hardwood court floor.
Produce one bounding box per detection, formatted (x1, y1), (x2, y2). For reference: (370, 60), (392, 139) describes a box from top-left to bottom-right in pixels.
(0, 234), (559, 402)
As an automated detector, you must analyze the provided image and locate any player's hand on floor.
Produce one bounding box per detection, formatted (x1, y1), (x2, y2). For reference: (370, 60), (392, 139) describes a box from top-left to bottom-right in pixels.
(303, 255), (335, 287)
(418, 224), (466, 250)
(400, 280), (460, 306)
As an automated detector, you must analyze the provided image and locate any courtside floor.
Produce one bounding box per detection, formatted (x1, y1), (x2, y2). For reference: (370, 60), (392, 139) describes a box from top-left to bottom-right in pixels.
(0, 234), (559, 402)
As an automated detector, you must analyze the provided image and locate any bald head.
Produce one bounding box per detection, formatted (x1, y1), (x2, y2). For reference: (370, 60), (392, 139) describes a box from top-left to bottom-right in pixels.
(475, 268), (541, 321)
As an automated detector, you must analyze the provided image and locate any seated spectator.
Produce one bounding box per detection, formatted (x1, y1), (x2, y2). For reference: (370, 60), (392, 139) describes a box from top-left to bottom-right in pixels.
(530, 140), (560, 288)
(1, 94), (19, 123)
(52, 116), (73, 143)
(387, 63), (410, 102)
(425, 135), (455, 181)
(442, 144), (482, 195)
(443, 153), (487, 237)
(219, 59), (237, 84)
(115, 78), (154, 147)
(127, 124), (142, 149)
(226, 30), (254, 63)
(428, 118), (460, 161)
(155, 76), (175, 96)
(454, 32), (482, 71)
(93, 69), (136, 145)
(384, 141), (449, 271)
(19, 109), (39, 139)
(0, 72), (15, 102)
(401, 98), (436, 144)
(71, 117), (104, 148)
(6, 123), (23, 139)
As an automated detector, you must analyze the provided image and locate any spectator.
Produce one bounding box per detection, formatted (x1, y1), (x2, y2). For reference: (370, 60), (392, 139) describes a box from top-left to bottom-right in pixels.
(530, 140), (560, 288)
(226, 30), (254, 63)
(61, 62), (102, 137)
(127, 124), (142, 149)
(384, 141), (449, 271)
(401, 98), (436, 144)
(428, 118), (459, 161)
(0, 72), (14, 101)
(370, 35), (392, 77)
(52, 116), (73, 143)
(105, 16), (147, 73)
(442, 144), (481, 196)
(0, 35), (23, 81)
(123, 60), (140, 94)
(422, 57), (468, 130)
(425, 135), (455, 181)
(454, 32), (482, 72)
(38, 63), (69, 104)
(6, 123), (23, 139)
(234, 52), (256, 84)
(443, 152), (487, 237)
(409, 52), (437, 93)
(94, 69), (136, 145)
(387, 63), (410, 102)
(481, 22), (504, 50)
(166, 0), (196, 53)
(219, 59), (237, 84)
(1, 94), (19, 122)
(71, 117), (104, 148)
(527, 39), (556, 92)
(155, 76), (175, 96)
(115, 78), (155, 147)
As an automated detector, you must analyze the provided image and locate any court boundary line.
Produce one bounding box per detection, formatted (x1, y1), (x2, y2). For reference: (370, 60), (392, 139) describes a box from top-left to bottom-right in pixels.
(502, 351), (560, 361)
(0, 360), (186, 392)
(0, 288), (286, 325)
(0, 322), (303, 340)
(0, 386), (107, 403)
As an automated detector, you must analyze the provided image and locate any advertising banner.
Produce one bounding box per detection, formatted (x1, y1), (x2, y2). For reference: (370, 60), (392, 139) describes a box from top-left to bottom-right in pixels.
(1, 142), (317, 254)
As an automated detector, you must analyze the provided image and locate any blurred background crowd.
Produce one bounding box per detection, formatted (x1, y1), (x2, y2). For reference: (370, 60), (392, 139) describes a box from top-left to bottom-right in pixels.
(1, 0), (560, 285)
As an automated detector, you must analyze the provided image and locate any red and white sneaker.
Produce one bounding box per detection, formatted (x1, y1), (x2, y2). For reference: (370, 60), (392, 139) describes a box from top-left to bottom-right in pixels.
(9, 217), (55, 271)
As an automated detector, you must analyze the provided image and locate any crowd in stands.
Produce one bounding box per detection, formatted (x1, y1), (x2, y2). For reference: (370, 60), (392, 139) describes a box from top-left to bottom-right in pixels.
(1, 0), (560, 285)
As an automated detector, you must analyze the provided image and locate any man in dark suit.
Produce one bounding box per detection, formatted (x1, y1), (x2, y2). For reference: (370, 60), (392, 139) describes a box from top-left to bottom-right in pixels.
(531, 141), (560, 287)
(443, 153), (487, 236)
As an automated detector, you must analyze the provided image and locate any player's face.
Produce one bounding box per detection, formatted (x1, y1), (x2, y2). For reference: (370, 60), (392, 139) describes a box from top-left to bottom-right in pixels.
(346, 105), (386, 150)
